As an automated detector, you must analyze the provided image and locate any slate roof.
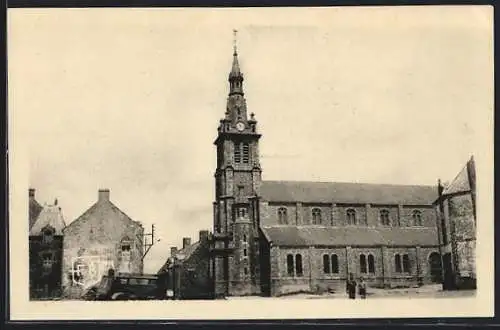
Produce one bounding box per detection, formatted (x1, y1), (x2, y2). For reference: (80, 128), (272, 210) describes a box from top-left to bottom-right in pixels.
(29, 204), (67, 236)
(157, 241), (201, 273)
(29, 198), (43, 230)
(442, 157), (475, 196)
(65, 195), (143, 233)
(260, 225), (439, 247)
(260, 180), (438, 205)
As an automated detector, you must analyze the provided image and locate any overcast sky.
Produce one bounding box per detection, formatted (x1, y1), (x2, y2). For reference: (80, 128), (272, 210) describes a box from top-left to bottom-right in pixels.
(9, 7), (493, 273)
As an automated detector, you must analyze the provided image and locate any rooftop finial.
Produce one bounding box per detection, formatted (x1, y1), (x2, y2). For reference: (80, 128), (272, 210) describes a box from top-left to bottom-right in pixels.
(233, 29), (238, 55)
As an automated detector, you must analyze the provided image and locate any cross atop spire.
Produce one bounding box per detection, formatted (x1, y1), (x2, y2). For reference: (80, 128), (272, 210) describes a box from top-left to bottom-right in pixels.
(228, 29), (244, 95)
(233, 29), (238, 55)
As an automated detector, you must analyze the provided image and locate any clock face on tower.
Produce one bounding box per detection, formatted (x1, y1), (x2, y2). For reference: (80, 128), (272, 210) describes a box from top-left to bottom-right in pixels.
(236, 121), (245, 132)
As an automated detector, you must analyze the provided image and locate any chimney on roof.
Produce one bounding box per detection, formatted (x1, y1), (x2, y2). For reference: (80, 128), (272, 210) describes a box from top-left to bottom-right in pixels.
(98, 189), (110, 202)
(182, 237), (191, 249)
(199, 230), (209, 243)
(29, 188), (35, 199)
(437, 179), (444, 197)
(170, 247), (178, 258)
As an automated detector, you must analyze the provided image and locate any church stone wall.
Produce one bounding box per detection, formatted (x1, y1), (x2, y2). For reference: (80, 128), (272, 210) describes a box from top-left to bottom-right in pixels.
(267, 245), (441, 296)
(260, 202), (437, 228)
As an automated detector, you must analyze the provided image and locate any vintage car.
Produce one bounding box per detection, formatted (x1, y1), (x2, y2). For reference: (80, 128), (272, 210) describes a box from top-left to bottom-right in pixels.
(83, 273), (164, 301)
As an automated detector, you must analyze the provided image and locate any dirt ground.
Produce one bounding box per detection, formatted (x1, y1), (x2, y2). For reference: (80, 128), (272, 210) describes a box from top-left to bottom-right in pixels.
(274, 284), (476, 299)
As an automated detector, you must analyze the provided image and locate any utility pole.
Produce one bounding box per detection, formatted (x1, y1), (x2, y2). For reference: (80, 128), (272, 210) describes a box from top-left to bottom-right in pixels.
(142, 224), (157, 260)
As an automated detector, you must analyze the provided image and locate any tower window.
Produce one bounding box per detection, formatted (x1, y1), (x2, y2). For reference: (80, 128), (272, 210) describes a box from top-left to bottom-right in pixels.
(346, 208), (357, 225)
(380, 209), (391, 226)
(244, 267), (248, 275)
(243, 249), (247, 257)
(237, 207), (247, 218)
(412, 210), (423, 226)
(278, 207), (288, 225)
(242, 143), (250, 164)
(312, 208), (322, 225)
(234, 143), (241, 163)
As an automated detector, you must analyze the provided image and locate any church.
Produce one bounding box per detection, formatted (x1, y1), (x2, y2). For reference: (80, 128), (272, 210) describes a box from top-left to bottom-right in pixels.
(208, 39), (443, 297)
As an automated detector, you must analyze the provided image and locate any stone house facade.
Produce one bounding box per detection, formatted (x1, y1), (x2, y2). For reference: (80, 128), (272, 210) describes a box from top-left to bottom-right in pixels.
(209, 44), (442, 297)
(29, 195), (67, 299)
(62, 189), (144, 299)
(435, 156), (476, 290)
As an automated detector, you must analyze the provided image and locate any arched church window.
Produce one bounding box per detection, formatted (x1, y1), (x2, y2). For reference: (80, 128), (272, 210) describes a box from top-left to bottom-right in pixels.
(331, 254), (339, 273)
(368, 254), (375, 273)
(346, 209), (357, 225)
(360, 254), (367, 274)
(412, 210), (423, 226)
(380, 209), (391, 226)
(395, 254), (402, 273)
(323, 254), (330, 274)
(402, 254), (411, 273)
(312, 208), (322, 225)
(278, 207), (288, 224)
(295, 254), (303, 277)
(286, 254), (294, 276)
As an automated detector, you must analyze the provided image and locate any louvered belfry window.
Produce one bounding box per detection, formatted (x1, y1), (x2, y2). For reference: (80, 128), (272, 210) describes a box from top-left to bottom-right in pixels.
(234, 143), (241, 163)
(242, 143), (250, 164)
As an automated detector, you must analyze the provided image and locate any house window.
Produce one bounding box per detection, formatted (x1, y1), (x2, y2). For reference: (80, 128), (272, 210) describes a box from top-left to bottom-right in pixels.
(286, 254), (294, 276)
(368, 254), (375, 274)
(412, 210), (423, 226)
(295, 254), (303, 277)
(42, 253), (53, 270)
(360, 254), (367, 274)
(331, 254), (339, 273)
(312, 208), (322, 225)
(380, 209), (391, 226)
(42, 227), (54, 244)
(323, 254), (330, 274)
(395, 254), (402, 273)
(242, 143), (250, 164)
(402, 254), (411, 273)
(346, 208), (357, 225)
(278, 207), (288, 225)
(234, 143), (241, 163)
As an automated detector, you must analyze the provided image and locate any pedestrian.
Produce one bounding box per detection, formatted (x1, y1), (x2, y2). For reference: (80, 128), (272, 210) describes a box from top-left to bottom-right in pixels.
(346, 272), (357, 299)
(358, 276), (367, 299)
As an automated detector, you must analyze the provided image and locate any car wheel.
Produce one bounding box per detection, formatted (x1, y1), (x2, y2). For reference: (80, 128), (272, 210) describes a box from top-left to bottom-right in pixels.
(111, 292), (129, 300)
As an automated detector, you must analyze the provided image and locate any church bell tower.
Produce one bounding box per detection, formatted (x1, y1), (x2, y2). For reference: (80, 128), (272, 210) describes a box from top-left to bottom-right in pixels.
(211, 30), (262, 297)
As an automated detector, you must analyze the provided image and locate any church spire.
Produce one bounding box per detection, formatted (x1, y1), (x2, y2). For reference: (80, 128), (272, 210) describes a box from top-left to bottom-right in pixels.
(229, 29), (244, 95)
